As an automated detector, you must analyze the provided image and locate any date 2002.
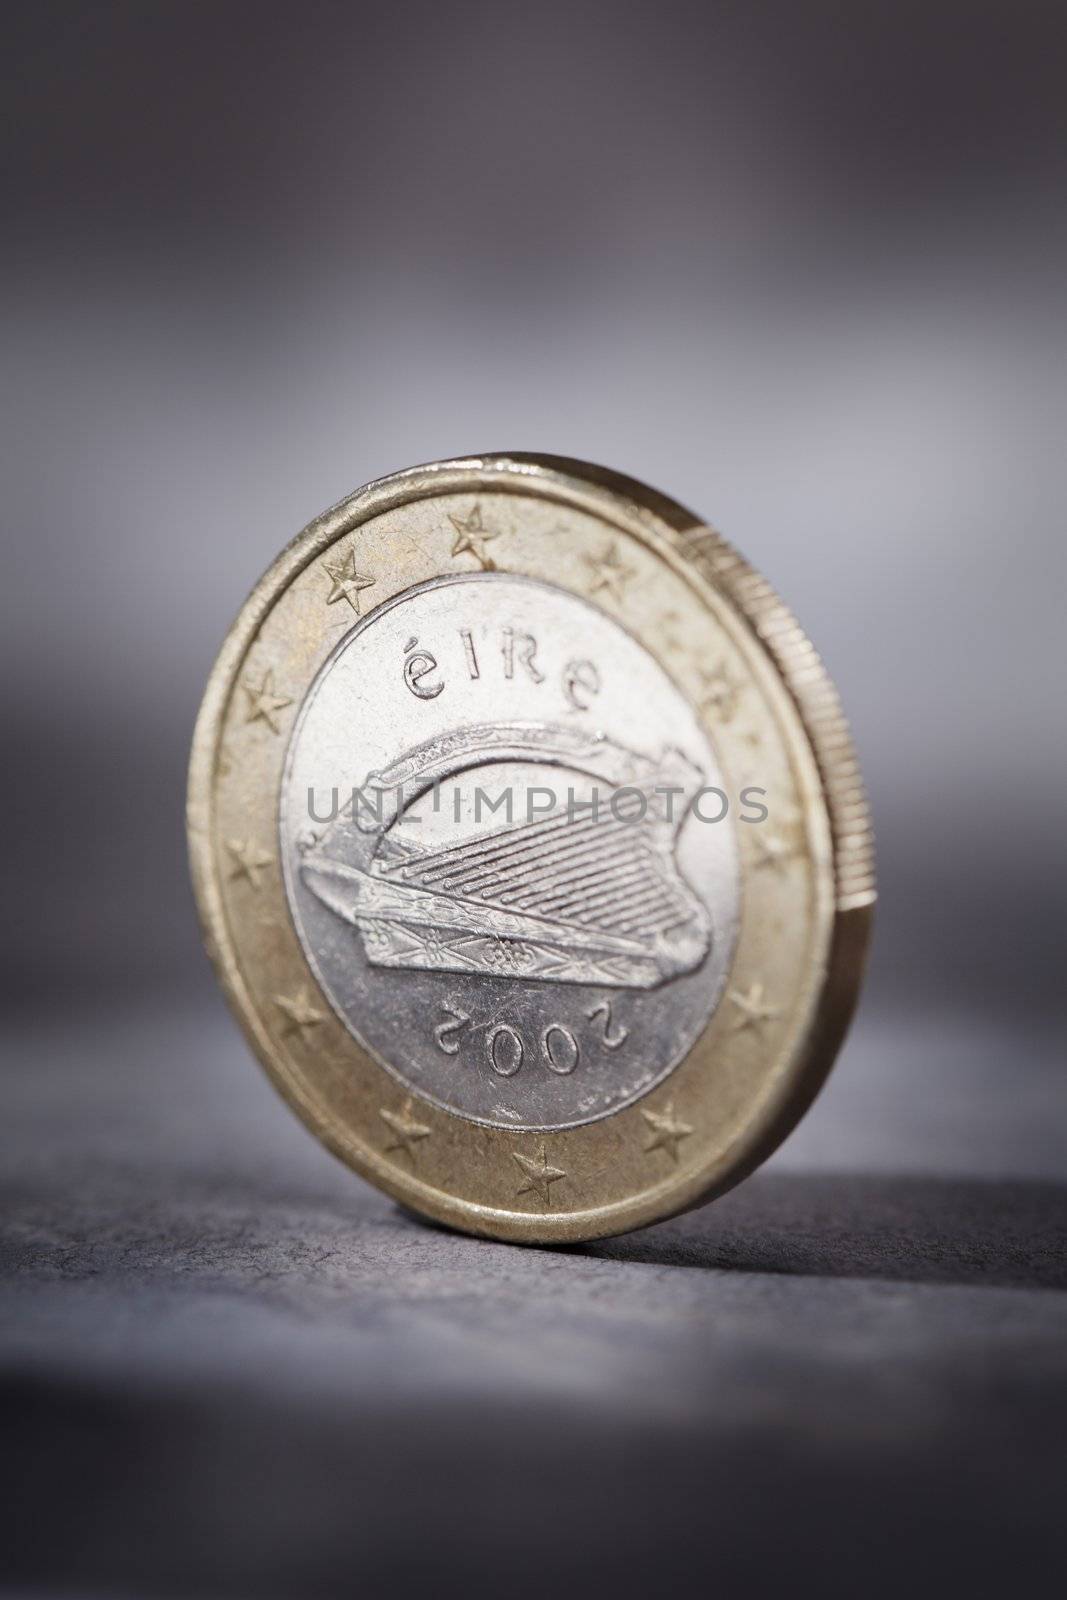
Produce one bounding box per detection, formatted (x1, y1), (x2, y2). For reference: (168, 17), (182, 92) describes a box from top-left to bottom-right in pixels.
(433, 999), (628, 1078)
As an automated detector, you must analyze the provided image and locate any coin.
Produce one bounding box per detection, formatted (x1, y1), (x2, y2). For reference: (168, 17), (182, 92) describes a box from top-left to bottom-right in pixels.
(188, 455), (874, 1242)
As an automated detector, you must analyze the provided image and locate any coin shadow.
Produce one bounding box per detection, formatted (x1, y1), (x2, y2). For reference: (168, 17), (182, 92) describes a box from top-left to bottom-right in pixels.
(580, 1172), (1067, 1291)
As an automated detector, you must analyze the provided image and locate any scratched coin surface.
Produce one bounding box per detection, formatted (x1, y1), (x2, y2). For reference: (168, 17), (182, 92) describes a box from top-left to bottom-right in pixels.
(188, 455), (874, 1242)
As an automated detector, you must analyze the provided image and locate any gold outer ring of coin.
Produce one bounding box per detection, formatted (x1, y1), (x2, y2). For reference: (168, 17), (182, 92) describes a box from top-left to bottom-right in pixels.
(187, 454), (875, 1243)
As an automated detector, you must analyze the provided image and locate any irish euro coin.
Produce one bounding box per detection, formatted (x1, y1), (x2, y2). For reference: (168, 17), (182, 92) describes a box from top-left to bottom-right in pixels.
(188, 455), (875, 1242)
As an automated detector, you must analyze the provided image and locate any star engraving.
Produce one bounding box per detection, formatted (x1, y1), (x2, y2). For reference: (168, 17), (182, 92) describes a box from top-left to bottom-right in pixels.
(696, 660), (744, 722)
(729, 981), (779, 1037)
(274, 987), (326, 1040)
(750, 829), (800, 875)
(322, 548), (376, 612)
(226, 837), (274, 889)
(586, 541), (636, 603)
(242, 669), (293, 734)
(512, 1143), (567, 1205)
(380, 1098), (432, 1164)
(642, 1102), (693, 1163)
(449, 504), (499, 570)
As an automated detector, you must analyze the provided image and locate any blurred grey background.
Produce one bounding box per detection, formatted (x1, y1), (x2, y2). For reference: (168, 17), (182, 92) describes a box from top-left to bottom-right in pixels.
(2, 3), (1065, 1596)
(3, 0), (1065, 1017)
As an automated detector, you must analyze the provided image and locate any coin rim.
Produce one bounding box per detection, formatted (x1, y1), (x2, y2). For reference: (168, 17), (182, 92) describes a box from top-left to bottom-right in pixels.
(187, 454), (874, 1241)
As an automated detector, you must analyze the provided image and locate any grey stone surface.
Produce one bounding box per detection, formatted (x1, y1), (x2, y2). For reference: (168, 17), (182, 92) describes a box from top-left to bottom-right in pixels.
(1, 999), (1065, 1598)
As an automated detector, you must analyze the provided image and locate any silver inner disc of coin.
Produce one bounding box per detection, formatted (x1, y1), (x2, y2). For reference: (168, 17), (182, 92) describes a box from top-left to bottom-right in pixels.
(280, 573), (739, 1130)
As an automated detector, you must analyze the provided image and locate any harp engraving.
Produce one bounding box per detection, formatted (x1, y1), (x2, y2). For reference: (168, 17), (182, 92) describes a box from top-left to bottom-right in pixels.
(300, 722), (712, 989)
